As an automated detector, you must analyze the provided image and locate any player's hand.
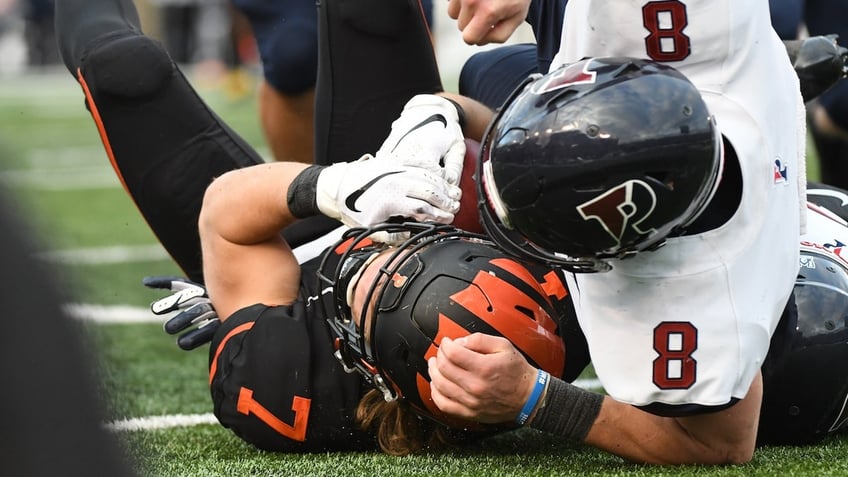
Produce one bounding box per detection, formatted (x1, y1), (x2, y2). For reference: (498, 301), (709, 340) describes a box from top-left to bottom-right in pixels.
(447, 0), (530, 45)
(316, 154), (461, 228)
(428, 333), (538, 424)
(784, 34), (848, 102)
(375, 94), (466, 186)
(143, 276), (220, 351)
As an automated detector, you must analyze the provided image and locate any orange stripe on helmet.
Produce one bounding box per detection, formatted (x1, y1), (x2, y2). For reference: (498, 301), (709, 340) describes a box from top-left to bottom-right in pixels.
(490, 257), (567, 301)
(423, 312), (472, 362)
(541, 270), (567, 300)
(333, 236), (374, 255)
(451, 272), (565, 377)
(489, 257), (543, 289)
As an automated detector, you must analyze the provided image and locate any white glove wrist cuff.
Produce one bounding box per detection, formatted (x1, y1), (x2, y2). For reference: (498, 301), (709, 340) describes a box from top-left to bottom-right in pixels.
(315, 161), (351, 220)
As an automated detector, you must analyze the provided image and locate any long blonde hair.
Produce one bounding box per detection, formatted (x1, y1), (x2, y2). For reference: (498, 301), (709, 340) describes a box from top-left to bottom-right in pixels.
(355, 389), (456, 456)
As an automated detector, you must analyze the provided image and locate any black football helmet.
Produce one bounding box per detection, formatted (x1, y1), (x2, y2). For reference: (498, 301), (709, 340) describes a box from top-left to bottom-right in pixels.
(759, 247), (848, 445)
(477, 57), (723, 272)
(317, 222), (573, 429)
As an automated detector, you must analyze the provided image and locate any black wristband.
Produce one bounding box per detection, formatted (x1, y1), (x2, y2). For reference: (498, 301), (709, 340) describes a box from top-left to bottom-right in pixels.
(286, 165), (325, 218)
(443, 97), (467, 131)
(529, 377), (603, 441)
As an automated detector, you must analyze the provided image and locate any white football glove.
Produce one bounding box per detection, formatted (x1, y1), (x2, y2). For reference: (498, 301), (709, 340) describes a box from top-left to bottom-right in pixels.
(143, 276), (220, 351)
(316, 154), (461, 228)
(375, 94), (466, 185)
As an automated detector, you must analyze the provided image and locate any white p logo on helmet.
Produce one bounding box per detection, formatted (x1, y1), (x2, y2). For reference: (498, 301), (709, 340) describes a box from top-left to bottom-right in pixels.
(577, 179), (658, 245)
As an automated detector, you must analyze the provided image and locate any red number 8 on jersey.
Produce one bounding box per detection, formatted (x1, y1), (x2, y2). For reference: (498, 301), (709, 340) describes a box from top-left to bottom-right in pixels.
(642, 0), (691, 62)
(653, 321), (698, 389)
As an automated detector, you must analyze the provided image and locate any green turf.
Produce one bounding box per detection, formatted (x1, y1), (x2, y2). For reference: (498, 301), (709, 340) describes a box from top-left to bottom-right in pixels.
(126, 427), (848, 477)
(62, 260), (183, 306)
(89, 323), (211, 417)
(3, 69), (845, 477)
(15, 187), (158, 248)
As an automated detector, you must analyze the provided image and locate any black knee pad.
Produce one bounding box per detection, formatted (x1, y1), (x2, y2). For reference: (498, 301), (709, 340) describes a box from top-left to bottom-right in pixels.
(82, 34), (175, 98)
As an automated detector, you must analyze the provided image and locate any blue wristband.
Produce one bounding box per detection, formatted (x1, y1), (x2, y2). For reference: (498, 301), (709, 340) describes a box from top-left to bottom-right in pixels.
(516, 369), (549, 425)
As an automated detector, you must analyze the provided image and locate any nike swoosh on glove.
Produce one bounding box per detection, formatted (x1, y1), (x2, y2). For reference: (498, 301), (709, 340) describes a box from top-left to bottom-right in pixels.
(375, 94), (466, 185)
(316, 154), (461, 228)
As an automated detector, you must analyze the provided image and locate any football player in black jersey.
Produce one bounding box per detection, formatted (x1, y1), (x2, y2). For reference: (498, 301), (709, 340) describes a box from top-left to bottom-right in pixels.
(196, 158), (589, 453)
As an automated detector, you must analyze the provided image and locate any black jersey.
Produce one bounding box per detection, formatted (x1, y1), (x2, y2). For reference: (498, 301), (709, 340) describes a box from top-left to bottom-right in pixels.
(208, 255), (374, 452)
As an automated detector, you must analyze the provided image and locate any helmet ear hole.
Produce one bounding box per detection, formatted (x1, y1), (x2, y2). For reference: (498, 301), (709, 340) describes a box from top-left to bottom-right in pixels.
(515, 305), (535, 319)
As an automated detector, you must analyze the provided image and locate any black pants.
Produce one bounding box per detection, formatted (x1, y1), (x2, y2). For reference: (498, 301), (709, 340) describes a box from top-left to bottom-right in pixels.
(54, 0), (441, 283)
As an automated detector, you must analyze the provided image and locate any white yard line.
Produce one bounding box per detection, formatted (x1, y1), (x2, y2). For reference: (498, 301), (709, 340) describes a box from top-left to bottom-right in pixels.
(64, 303), (165, 324)
(106, 413), (219, 432)
(40, 244), (169, 265)
(0, 166), (121, 190)
(0, 146), (121, 190)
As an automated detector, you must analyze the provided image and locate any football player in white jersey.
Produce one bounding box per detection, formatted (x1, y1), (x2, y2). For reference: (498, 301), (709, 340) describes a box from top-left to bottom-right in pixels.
(396, 0), (806, 465)
(758, 183), (848, 446)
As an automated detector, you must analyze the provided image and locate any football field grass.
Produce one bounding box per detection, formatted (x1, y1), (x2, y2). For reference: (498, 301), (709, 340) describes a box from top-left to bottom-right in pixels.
(1, 68), (844, 477)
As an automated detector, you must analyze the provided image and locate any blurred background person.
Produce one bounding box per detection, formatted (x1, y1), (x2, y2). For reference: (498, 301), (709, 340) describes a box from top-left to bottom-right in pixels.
(770, 0), (848, 189)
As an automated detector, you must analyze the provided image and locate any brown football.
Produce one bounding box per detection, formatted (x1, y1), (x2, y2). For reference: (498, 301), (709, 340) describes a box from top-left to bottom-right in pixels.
(452, 139), (484, 233)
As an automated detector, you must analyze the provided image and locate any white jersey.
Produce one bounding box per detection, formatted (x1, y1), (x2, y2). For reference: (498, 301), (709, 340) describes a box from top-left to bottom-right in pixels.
(802, 199), (848, 263)
(558, 0), (805, 410)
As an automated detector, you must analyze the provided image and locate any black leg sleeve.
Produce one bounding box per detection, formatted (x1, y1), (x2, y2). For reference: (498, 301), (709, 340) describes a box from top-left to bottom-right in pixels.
(314, 0), (443, 166)
(55, 0), (264, 283)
